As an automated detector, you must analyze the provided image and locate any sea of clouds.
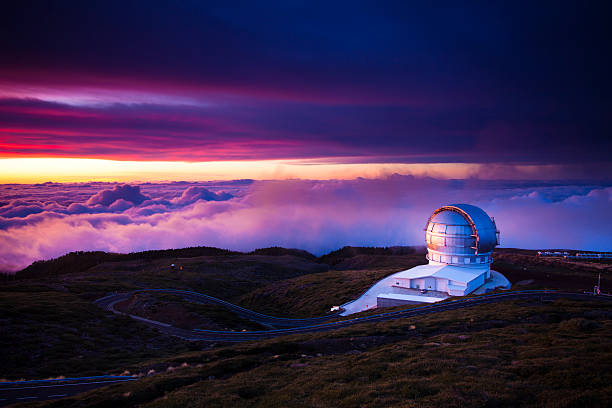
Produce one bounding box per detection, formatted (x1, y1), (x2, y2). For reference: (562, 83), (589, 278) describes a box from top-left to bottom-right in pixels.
(1, 175), (611, 272)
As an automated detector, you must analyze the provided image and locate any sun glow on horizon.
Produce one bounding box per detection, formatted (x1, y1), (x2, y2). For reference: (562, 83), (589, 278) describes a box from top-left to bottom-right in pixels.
(0, 157), (601, 184)
(0, 158), (477, 183)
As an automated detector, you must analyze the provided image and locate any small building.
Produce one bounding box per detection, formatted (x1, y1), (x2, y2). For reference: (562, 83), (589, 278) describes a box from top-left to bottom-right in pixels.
(340, 204), (510, 315)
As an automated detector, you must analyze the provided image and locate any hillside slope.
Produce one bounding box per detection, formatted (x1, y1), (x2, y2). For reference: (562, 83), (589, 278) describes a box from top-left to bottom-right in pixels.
(16, 298), (612, 408)
(2, 245), (609, 386)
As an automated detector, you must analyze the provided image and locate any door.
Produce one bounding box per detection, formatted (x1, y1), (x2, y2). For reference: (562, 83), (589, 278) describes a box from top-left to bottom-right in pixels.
(424, 277), (436, 290)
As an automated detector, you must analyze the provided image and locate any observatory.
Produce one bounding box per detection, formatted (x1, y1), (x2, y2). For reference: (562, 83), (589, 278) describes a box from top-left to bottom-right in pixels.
(340, 204), (510, 315)
(425, 204), (499, 267)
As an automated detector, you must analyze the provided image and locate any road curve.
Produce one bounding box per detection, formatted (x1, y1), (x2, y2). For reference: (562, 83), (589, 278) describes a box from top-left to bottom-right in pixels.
(0, 376), (136, 407)
(95, 289), (612, 342)
(95, 288), (342, 329)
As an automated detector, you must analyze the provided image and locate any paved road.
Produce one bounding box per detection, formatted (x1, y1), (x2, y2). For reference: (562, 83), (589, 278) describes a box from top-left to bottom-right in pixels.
(95, 289), (612, 342)
(95, 289), (342, 329)
(0, 376), (136, 407)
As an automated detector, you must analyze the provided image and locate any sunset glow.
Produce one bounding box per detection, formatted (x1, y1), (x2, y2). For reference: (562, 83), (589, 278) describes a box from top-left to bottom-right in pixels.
(0, 1), (610, 271)
(3, 158), (610, 184)
(3, 158), (479, 183)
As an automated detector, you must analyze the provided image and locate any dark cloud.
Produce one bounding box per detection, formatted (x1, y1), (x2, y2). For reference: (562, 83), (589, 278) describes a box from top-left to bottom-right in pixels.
(0, 2), (609, 164)
(0, 203), (44, 218)
(86, 185), (149, 206)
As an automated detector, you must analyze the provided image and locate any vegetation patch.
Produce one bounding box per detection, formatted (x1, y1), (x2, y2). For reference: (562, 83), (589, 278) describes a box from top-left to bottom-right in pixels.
(3, 245), (611, 408)
(0, 290), (197, 380)
(15, 298), (612, 408)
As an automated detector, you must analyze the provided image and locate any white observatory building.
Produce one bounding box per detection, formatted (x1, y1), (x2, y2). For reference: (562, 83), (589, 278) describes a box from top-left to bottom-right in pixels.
(340, 204), (510, 315)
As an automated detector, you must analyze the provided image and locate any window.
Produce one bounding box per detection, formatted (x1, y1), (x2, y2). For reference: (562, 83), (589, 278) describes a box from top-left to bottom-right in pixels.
(433, 223), (446, 233)
(432, 236), (445, 245)
(464, 257), (471, 264)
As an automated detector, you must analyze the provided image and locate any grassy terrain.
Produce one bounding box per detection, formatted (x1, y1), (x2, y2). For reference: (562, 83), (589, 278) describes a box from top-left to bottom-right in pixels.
(5, 252), (330, 303)
(0, 248), (331, 380)
(237, 247), (427, 317)
(2, 244), (611, 400)
(239, 267), (419, 317)
(68, 252), (329, 301)
(0, 289), (196, 380)
(319, 245), (425, 270)
(1, 246), (426, 380)
(492, 248), (611, 291)
(14, 247), (240, 280)
(16, 298), (612, 408)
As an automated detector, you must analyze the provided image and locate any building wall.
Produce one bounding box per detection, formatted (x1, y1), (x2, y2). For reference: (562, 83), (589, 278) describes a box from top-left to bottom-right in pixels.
(465, 272), (486, 293)
(423, 277), (436, 290)
(435, 278), (449, 293)
(448, 282), (467, 296)
(410, 278), (425, 289)
(449, 289), (466, 296)
(409, 277), (437, 290)
(426, 251), (493, 265)
(392, 278), (411, 288)
(398, 269), (488, 296)
(377, 297), (426, 308)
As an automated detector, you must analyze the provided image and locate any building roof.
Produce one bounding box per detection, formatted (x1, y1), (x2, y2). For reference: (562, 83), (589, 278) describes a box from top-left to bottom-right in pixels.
(393, 263), (484, 283)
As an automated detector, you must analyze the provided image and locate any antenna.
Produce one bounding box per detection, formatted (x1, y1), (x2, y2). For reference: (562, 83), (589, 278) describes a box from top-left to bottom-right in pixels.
(597, 273), (601, 295)
(594, 272), (601, 295)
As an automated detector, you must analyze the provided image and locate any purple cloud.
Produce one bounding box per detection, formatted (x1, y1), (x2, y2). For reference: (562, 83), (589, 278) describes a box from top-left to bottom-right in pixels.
(171, 186), (233, 206)
(66, 203), (97, 214)
(0, 203), (44, 218)
(108, 198), (134, 212)
(0, 177), (611, 272)
(86, 184), (149, 206)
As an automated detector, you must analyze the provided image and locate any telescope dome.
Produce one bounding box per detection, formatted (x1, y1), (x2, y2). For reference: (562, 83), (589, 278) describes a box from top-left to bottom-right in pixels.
(425, 204), (499, 266)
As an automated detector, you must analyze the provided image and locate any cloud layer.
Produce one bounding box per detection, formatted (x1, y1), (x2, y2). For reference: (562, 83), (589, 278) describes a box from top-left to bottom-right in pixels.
(1, 177), (611, 272)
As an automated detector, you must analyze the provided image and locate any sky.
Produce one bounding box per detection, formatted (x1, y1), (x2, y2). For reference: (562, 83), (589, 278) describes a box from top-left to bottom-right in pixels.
(0, 1), (610, 178)
(0, 1), (610, 269)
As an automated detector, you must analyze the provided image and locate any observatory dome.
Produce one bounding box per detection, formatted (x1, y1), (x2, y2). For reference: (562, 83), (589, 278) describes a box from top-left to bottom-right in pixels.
(425, 204), (499, 266)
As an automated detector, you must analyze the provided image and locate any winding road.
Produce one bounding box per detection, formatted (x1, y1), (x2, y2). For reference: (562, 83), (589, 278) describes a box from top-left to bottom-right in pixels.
(94, 288), (342, 330)
(94, 289), (611, 342)
(0, 376), (137, 407)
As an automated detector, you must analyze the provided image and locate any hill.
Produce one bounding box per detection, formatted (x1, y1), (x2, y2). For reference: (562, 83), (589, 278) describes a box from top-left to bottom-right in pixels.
(1, 245), (611, 407)
(15, 297), (612, 408)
